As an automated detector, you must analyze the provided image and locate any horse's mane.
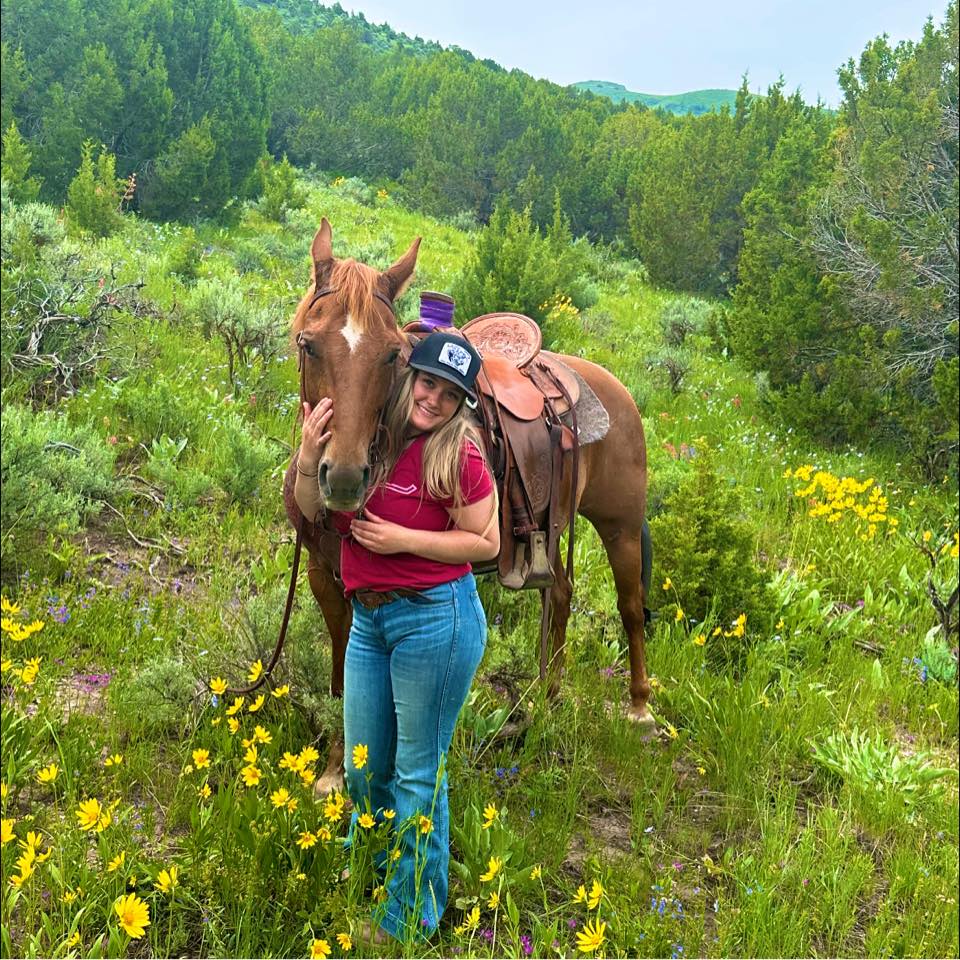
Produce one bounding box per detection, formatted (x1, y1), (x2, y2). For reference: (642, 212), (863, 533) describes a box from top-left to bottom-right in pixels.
(291, 258), (384, 340)
(329, 259), (380, 330)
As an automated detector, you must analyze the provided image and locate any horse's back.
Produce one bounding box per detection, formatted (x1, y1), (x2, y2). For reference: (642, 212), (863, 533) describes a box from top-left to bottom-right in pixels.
(555, 353), (647, 522)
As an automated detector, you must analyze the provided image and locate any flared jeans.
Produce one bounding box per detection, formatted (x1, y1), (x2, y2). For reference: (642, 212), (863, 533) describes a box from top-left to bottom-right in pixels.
(343, 573), (487, 939)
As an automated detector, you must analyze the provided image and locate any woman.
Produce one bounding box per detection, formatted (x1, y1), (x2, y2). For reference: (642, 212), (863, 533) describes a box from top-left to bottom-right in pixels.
(293, 331), (499, 943)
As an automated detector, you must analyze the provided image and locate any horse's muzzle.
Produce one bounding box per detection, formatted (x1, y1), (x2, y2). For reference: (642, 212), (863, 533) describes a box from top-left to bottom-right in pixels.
(318, 461), (370, 511)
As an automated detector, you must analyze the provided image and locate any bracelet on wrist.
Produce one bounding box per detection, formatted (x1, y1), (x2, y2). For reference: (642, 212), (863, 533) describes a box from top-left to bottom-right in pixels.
(296, 461), (318, 477)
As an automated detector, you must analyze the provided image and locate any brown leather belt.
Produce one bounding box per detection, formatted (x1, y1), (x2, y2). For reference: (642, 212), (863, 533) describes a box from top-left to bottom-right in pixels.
(353, 588), (423, 609)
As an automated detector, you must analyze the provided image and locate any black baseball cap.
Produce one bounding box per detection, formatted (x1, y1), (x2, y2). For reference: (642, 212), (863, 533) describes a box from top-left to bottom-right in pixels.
(407, 332), (483, 401)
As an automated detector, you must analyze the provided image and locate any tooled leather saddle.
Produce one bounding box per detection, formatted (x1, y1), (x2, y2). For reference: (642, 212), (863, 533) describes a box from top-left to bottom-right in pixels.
(404, 312), (581, 592)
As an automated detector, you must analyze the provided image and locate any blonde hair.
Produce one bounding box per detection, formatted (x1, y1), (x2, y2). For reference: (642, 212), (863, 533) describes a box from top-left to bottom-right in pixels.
(369, 367), (497, 521)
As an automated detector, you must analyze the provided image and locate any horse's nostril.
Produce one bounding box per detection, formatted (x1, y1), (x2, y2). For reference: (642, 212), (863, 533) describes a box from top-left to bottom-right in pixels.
(360, 466), (370, 492)
(317, 461), (330, 493)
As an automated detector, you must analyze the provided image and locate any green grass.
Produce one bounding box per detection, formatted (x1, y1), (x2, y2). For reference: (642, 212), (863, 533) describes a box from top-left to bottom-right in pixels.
(1, 176), (957, 958)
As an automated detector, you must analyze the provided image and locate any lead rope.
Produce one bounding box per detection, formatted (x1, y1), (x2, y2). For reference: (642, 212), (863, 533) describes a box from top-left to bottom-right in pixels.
(226, 340), (309, 697)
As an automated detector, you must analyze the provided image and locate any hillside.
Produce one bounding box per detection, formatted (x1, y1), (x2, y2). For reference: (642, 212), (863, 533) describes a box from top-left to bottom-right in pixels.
(573, 80), (738, 114)
(1, 172), (957, 957)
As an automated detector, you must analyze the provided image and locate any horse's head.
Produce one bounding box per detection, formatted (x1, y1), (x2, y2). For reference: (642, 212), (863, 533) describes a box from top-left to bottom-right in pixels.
(292, 218), (420, 511)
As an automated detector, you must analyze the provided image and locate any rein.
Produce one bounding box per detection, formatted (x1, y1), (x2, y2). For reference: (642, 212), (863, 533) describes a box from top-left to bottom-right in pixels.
(225, 285), (396, 698)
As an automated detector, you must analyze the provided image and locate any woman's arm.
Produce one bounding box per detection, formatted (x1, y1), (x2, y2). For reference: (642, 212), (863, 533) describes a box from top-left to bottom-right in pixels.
(349, 491), (500, 563)
(293, 398), (333, 522)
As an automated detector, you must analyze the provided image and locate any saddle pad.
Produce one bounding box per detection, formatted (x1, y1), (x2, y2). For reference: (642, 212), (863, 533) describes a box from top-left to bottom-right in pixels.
(462, 312), (542, 368)
(562, 369), (610, 446)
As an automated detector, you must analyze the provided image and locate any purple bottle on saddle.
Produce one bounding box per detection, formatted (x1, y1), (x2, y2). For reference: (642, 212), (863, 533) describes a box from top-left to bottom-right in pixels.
(418, 291), (455, 330)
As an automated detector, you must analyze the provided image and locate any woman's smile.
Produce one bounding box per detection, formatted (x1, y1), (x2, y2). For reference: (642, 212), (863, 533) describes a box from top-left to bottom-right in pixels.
(409, 373), (464, 433)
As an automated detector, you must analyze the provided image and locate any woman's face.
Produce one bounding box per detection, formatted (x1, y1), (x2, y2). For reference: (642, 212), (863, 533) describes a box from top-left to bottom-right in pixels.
(409, 371), (465, 434)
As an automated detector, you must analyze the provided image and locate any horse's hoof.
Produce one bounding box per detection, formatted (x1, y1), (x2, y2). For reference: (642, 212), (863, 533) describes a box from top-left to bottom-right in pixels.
(627, 707), (657, 733)
(313, 769), (345, 799)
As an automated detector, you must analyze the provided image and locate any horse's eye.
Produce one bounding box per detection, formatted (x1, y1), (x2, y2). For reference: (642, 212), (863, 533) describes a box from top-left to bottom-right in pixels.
(301, 339), (317, 358)
(384, 348), (400, 366)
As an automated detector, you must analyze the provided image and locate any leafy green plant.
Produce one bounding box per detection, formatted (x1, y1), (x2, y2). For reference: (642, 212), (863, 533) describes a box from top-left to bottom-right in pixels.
(1, 403), (117, 570)
(649, 444), (773, 650)
(66, 141), (125, 237)
(812, 726), (955, 808)
(920, 628), (958, 684)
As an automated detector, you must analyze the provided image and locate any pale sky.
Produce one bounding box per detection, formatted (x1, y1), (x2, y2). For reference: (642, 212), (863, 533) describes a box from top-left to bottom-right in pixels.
(344, 0), (944, 106)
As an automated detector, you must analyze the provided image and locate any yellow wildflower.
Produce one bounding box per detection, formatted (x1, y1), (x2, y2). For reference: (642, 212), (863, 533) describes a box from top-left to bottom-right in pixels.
(241, 766), (262, 787)
(65, 931), (80, 949)
(587, 878), (604, 910)
(270, 788), (291, 809)
(297, 831), (318, 850)
(114, 892), (150, 939)
(271, 684), (290, 698)
(382, 808), (396, 820)
(358, 812), (375, 829)
(418, 815), (433, 834)
(253, 725), (272, 744)
(36, 763), (59, 784)
(481, 802), (498, 828)
(1, 819), (14, 845)
(575, 918), (606, 954)
(336, 932), (352, 951)
(675, 607), (685, 622)
(104, 754), (123, 767)
(154, 866), (179, 894)
(228, 717), (240, 734)
(662, 577), (673, 590)
(247, 660), (263, 683)
(573, 883), (587, 904)
(0, 597), (20, 615)
(76, 798), (104, 832)
(209, 677), (228, 696)
(488, 890), (500, 909)
(226, 696), (245, 716)
(352, 743), (368, 770)
(107, 851), (126, 872)
(530, 864), (542, 880)
(248, 693), (265, 713)
(480, 856), (502, 882)
(192, 749), (210, 769)
(693, 634), (706, 646)
(198, 783), (212, 801)
(310, 938), (331, 959)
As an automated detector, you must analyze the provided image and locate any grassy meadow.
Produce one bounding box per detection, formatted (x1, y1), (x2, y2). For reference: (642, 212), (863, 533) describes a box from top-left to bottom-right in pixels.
(1, 176), (958, 959)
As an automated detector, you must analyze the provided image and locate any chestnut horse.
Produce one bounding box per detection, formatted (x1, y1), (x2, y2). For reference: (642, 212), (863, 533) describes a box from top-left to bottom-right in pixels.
(287, 219), (651, 794)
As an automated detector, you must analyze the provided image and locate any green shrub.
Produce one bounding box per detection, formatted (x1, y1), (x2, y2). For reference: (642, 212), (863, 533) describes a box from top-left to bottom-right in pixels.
(257, 154), (307, 222)
(649, 444), (773, 655)
(165, 226), (204, 280)
(1, 122), (42, 203)
(114, 653), (200, 736)
(186, 277), (285, 390)
(659, 299), (711, 347)
(453, 199), (593, 328)
(206, 412), (277, 503)
(142, 434), (214, 506)
(66, 141), (125, 237)
(0, 404), (117, 570)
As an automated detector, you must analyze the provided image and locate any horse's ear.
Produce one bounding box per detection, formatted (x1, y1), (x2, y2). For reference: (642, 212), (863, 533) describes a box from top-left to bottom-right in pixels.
(311, 218), (334, 287)
(382, 237), (421, 301)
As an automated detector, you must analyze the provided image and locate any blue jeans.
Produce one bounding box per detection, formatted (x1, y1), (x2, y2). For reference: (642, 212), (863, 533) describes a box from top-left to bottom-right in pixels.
(343, 573), (487, 940)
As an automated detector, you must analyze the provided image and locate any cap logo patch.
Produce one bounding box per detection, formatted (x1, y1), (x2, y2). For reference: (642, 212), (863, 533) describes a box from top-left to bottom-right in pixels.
(438, 342), (472, 376)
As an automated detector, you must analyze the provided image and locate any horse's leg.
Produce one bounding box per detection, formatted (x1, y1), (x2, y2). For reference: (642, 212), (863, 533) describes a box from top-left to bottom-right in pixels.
(593, 520), (655, 731)
(545, 559), (573, 701)
(306, 551), (352, 796)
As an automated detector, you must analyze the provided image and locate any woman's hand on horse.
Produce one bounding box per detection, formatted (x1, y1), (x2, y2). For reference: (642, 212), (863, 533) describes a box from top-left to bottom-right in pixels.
(300, 398), (333, 470)
(349, 509), (410, 555)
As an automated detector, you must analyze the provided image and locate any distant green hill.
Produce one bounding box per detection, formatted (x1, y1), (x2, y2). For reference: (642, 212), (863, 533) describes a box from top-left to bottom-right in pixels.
(573, 81), (738, 115)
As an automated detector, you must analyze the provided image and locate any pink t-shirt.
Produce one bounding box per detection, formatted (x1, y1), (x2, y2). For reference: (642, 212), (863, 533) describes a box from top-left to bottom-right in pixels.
(334, 435), (493, 595)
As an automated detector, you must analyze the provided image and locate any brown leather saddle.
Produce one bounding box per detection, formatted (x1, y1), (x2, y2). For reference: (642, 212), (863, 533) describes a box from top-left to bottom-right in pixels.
(404, 312), (581, 591)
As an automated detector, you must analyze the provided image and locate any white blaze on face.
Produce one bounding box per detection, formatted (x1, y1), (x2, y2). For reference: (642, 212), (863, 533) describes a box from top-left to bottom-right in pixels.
(341, 312), (363, 353)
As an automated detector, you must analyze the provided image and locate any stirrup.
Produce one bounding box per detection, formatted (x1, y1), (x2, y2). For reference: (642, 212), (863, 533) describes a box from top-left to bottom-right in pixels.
(499, 542), (528, 590)
(522, 531), (554, 589)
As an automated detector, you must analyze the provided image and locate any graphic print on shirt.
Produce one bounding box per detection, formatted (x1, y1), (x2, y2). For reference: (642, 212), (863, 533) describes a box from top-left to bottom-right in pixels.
(383, 481), (419, 496)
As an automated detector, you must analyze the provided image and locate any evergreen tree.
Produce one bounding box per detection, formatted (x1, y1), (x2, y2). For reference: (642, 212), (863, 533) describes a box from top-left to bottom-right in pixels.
(1, 120), (41, 202)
